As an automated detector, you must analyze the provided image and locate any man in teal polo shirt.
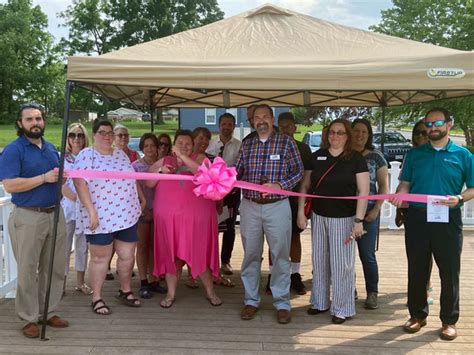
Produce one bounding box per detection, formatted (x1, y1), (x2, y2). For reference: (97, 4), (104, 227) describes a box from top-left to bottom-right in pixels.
(0, 103), (69, 338)
(391, 107), (474, 341)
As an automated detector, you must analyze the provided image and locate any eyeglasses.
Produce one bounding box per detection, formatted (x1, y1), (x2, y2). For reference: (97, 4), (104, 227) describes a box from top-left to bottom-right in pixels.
(96, 130), (114, 137)
(424, 120), (447, 128)
(115, 133), (129, 138)
(328, 130), (347, 136)
(413, 130), (428, 137)
(20, 102), (44, 110)
(159, 142), (170, 147)
(68, 132), (85, 139)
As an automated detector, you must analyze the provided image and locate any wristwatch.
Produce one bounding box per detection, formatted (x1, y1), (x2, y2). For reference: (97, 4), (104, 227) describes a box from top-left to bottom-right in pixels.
(354, 218), (364, 224)
(456, 194), (464, 205)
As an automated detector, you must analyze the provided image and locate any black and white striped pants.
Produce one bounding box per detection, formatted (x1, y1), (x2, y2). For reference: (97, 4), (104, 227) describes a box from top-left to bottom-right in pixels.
(310, 213), (356, 318)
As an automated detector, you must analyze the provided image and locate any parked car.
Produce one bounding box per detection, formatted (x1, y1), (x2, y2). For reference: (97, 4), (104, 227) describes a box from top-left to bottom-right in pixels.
(302, 131), (322, 153)
(373, 131), (412, 163)
(128, 137), (144, 158)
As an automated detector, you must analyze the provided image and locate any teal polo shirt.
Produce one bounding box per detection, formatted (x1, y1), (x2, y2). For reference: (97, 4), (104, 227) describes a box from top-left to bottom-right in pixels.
(400, 139), (474, 208)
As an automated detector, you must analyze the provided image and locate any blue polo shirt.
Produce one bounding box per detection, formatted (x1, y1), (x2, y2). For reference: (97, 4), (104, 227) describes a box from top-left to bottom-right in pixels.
(0, 135), (60, 207)
(400, 139), (474, 208)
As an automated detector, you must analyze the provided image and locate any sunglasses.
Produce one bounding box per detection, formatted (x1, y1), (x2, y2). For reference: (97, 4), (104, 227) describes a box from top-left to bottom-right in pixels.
(413, 130), (428, 137)
(159, 142), (170, 147)
(328, 130), (347, 136)
(424, 120), (447, 128)
(20, 102), (44, 110)
(97, 130), (114, 137)
(115, 133), (129, 138)
(68, 132), (85, 139)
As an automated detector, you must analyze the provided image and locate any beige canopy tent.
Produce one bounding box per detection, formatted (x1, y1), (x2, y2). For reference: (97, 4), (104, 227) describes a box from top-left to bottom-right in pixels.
(66, 3), (474, 109)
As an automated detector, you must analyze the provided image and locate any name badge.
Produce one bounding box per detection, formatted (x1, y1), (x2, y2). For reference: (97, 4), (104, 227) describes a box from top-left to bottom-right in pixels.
(317, 156), (327, 160)
(270, 154), (280, 161)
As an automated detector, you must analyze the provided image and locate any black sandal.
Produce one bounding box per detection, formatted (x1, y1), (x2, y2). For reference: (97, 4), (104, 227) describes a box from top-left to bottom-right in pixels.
(115, 289), (141, 307)
(92, 299), (112, 315)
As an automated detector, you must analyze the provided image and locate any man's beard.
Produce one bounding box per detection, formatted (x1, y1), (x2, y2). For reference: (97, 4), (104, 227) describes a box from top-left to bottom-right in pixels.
(22, 126), (45, 139)
(256, 122), (270, 134)
(429, 129), (447, 141)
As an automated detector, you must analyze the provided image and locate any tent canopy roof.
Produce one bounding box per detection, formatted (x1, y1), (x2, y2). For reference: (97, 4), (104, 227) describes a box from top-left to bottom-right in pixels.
(67, 3), (474, 108)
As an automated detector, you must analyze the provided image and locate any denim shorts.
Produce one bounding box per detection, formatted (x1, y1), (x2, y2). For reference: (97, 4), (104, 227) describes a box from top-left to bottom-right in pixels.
(86, 223), (138, 246)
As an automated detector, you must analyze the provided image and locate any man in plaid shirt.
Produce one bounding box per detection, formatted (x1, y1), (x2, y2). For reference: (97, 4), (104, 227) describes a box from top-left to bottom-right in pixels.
(236, 104), (303, 324)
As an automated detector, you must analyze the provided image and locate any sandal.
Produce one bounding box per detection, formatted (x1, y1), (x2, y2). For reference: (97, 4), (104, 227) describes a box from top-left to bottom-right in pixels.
(75, 284), (93, 295)
(115, 289), (141, 307)
(185, 278), (199, 289)
(206, 295), (222, 307)
(160, 297), (175, 308)
(214, 276), (235, 288)
(149, 281), (167, 294)
(92, 299), (112, 315)
(138, 286), (153, 299)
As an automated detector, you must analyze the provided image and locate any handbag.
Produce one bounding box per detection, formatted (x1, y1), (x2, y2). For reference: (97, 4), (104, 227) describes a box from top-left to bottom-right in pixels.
(304, 160), (339, 218)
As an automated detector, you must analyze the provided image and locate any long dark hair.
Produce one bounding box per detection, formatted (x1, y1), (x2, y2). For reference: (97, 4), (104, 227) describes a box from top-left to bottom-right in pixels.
(351, 118), (374, 150)
(411, 120), (427, 147)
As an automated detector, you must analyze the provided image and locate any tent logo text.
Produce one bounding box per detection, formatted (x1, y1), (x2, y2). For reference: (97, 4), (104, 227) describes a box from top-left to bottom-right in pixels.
(427, 68), (465, 79)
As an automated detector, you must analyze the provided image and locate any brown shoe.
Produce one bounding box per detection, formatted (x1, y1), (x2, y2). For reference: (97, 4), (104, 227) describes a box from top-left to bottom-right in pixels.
(241, 305), (258, 320)
(22, 323), (39, 338)
(403, 318), (427, 333)
(440, 323), (457, 341)
(46, 316), (69, 328)
(276, 309), (291, 324)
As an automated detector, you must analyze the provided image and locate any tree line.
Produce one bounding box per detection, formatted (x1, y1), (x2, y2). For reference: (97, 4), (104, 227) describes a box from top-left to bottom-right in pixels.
(0, 0), (472, 144)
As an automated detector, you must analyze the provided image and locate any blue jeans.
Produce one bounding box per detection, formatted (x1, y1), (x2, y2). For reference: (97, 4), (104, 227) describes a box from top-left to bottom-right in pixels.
(357, 208), (380, 294)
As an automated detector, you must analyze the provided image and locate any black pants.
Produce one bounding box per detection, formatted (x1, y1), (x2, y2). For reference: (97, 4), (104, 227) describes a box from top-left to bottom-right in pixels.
(221, 188), (241, 264)
(405, 206), (463, 324)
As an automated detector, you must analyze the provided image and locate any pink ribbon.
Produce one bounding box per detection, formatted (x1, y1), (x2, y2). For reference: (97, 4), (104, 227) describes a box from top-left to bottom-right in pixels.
(63, 159), (442, 203)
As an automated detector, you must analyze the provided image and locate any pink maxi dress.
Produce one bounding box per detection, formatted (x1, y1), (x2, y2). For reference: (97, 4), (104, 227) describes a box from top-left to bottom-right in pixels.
(153, 155), (219, 279)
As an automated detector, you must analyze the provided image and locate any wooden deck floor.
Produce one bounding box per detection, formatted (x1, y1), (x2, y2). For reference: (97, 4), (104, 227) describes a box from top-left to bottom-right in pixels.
(0, 228), (473, 354)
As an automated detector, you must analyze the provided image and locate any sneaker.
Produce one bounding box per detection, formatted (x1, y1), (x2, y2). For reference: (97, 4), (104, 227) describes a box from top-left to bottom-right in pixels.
(364, 292), (378, 309)
(265, 274), (272, 295)
(290, 273), (307, 295)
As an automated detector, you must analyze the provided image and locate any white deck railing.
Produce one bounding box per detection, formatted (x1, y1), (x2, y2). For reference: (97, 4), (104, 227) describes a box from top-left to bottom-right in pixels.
(1, 166), (472, 298)
(0, 186), (16, 299)
(380, 162), (474, 228)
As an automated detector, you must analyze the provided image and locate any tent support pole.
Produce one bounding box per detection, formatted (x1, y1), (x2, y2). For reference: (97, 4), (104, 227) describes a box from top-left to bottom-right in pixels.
(149, 90), (156, 132)
(40, 80), (74, 340)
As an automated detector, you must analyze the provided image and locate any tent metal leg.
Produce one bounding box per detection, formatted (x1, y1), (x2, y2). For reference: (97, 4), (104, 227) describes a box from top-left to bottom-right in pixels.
(40, 80), (74, 340)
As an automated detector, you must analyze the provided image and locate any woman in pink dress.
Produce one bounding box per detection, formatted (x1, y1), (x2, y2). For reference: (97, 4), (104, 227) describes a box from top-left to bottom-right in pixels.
(148, 130), (221, 308)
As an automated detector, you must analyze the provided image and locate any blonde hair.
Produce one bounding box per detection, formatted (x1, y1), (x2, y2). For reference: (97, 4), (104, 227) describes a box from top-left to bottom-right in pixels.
(66, 122), (89, 153)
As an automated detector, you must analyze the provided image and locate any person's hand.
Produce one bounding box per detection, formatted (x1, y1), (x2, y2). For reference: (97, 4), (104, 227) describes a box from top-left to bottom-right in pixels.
(351, 223), (366, 240)
(389, 196), (405, 208)
(172, 146), (183, 158)
(161, 165), (177, 174)
(87, 208), (99, 231)
(297, 211), (308, 230)
(142, 208), (153, 221)
(365, 208), (379, 222)
(216, 200), (224, 215)
(261, 183), (282, 198)
(438, 195), (460, 208)
(43, 169), (59, 183)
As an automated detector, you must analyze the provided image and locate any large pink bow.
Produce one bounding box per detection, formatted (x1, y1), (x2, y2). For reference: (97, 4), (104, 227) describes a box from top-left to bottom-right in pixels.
(192, 157), (237, 200)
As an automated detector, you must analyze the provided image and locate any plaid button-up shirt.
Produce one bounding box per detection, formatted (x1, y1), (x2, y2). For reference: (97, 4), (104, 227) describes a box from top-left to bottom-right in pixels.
(236, 132), (303, 200)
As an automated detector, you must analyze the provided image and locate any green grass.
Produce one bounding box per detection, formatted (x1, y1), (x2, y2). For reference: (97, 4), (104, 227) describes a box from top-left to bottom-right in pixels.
(294, 123), (324, 141)
(0, 121), (179, 149)
(0, 121), (323, 148)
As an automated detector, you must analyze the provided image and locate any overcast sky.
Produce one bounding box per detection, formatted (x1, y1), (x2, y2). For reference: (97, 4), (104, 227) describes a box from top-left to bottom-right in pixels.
(25, 0), (393, 41)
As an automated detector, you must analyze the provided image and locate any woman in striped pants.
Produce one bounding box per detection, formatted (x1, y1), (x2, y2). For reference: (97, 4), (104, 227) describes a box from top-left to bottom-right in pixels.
(297, 119), (369, 324)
